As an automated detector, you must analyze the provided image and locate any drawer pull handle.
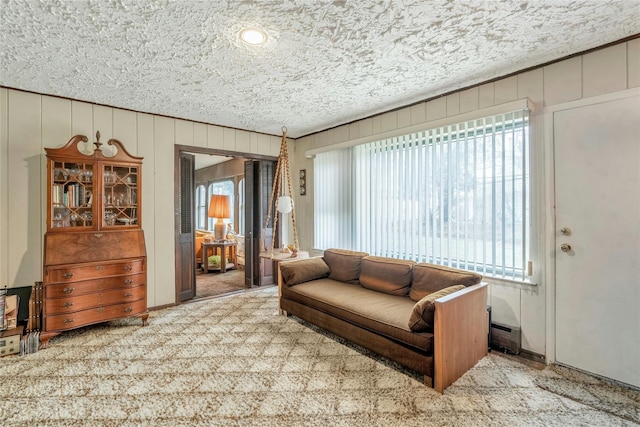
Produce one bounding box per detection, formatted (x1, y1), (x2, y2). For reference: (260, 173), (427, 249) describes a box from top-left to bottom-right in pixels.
(62, 302), (73, 308)
(63, 318), (74, 324)
(62, 287), (75, 294)
(96, 265), (104, 271)
(124, 307), (133, 313)
(124, 292), (133, 297)
(97, 307), (104, 313)
(94, 233), (103, 238)
(124, 279), (133, 285)
(63, 272), (74, 279)
(123, 265), (133, 272)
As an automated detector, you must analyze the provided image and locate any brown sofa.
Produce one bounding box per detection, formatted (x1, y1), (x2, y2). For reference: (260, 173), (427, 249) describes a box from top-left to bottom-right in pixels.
(278, 248), (489, 392)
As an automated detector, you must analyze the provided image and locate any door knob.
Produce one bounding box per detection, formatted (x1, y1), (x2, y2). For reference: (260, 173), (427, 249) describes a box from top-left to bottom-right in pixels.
(560, 243), (572, 252)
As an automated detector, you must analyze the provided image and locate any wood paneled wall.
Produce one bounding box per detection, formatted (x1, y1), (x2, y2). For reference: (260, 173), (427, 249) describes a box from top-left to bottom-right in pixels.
(0, 93), (281, 307)
(293, 39), (640, 356)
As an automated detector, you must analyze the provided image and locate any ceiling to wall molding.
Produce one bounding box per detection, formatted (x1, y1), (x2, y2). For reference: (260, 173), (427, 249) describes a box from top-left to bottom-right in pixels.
(1, 1), (639, 138)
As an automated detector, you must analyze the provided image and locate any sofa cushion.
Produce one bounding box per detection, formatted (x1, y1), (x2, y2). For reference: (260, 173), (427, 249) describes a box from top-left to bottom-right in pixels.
(359, 256), (415, 296)
(410, 263), (482, 301)
(282, 279), (433, 352)
(323, 248), (369, 285)
(280, 257), (330, 286)
(408, 285), (466, 332)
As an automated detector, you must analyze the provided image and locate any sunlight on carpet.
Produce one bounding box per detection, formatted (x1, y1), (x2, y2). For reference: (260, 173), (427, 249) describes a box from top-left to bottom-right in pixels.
(195, 268), (246, 299)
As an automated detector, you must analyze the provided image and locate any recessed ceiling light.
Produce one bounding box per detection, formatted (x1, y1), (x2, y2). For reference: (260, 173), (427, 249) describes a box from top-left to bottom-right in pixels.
(240, 28), (267, 46)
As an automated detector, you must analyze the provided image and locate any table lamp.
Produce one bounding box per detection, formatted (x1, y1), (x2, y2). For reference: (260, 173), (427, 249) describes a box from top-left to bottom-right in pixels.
(208, 194), (231, 241)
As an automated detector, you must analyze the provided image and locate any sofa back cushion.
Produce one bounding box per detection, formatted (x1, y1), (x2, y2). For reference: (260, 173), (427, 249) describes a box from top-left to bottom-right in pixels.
(359, 256), (415, 296)
(323, 248), (369, 284)
(410, 263), (482, 301)
(280, 257), (330, 286)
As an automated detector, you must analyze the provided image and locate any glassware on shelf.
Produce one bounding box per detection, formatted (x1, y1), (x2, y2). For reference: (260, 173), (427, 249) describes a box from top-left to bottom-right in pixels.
(53, 168), (69, 181)
(104, 171), (117, 185)
(114, 189), (130, 207)
(67, 166), (80, 177)
(53, 212), (64, 228)
(78, 170), (93, 183)
(104, 210), (116, 226)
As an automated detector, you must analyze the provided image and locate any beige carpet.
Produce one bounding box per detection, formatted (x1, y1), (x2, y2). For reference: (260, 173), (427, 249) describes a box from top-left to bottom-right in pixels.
(1, 287), (638, 426)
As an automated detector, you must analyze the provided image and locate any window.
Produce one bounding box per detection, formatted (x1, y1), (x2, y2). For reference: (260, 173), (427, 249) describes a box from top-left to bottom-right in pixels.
(238, 178), (245, 235)
(315, 109), (530, 281)
(195, 184), (207, 230)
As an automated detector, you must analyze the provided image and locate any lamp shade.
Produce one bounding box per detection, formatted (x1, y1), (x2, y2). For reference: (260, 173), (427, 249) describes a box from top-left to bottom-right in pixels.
(208, 194), (231, 219)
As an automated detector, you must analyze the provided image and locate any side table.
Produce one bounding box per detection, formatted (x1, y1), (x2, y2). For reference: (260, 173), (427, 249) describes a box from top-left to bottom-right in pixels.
(202, 240), (237, 273)
(260, 250), (309, 315)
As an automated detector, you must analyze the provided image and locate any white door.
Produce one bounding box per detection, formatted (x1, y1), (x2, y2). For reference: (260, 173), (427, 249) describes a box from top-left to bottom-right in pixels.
(554, 93), (640, 388)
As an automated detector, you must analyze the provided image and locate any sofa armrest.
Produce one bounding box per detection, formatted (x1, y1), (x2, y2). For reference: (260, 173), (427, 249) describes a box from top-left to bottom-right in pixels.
(433, 282), (488, 393)
(277, 256), (320, 314)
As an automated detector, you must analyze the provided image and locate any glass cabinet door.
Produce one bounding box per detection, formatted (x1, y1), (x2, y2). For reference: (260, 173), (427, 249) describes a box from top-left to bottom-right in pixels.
(51, 161), (94, 229)
(102, 164), (139, 228)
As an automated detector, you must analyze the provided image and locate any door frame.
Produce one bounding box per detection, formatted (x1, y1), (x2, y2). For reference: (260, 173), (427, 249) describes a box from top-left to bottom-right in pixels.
(173, 144), (277, 304)
(543, 87), (640, 364)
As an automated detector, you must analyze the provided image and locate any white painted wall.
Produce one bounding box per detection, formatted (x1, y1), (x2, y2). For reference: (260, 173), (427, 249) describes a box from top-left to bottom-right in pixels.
(292, 39), (640, 357)
(0, 93), (281, 308)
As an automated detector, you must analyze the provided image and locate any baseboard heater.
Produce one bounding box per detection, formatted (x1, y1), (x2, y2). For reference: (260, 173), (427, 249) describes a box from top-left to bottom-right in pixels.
(490, 322), (521, 354)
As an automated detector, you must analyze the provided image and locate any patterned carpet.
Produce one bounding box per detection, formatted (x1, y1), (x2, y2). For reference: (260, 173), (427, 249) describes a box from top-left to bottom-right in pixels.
(1, 287), (638, 426)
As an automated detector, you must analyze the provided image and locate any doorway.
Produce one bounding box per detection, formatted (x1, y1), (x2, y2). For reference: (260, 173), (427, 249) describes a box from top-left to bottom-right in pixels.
(553, 91), (640, 388)
(174, 145), (277, 303)
(194, 156), (245, 299)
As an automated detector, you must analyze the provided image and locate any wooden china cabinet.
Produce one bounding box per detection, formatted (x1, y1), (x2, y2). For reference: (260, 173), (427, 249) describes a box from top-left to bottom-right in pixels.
(41, 132), (148, 348)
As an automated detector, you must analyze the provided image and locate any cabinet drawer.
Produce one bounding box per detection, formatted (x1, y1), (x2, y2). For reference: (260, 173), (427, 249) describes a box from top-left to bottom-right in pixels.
(44, 299), (147, 331)
(45, 273), (145, 298)
(46, 259), (144, 283)
(0, 334), (21, 356)
(45, 285), (146, 315)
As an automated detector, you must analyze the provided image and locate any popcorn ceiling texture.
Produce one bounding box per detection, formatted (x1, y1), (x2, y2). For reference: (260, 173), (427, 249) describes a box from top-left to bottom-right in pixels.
(1, 0), (639, 138)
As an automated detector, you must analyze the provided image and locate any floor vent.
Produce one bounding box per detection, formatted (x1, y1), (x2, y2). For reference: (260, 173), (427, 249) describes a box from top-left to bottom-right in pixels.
(490, 322), (521, 354)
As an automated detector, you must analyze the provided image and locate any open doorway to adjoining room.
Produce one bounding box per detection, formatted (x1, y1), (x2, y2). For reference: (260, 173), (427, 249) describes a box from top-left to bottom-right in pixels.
(193, 154), (246, 299)
(174, 145), (277, 302)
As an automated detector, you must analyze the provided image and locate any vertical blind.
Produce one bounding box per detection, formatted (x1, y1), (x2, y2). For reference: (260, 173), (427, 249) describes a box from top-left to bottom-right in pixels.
(314, 109), (530, 280)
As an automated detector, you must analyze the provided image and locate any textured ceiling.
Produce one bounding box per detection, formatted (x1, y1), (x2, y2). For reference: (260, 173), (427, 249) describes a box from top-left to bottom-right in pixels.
(1, 1), (639, 138)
